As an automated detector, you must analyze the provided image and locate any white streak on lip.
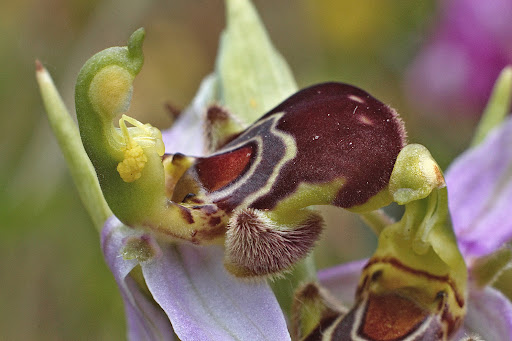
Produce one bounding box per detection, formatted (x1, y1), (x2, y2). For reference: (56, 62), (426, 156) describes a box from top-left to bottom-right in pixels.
(358, 115), (373, 125)
(348, 94), (365, 104)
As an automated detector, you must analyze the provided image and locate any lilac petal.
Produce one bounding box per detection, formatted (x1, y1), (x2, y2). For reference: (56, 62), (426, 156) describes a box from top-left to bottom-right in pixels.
(464, 286), (512, 340)
(140, 242), (291, 341)
(101, 217), (176, 340)
(161, 75), (217, 157)
(446, 117), (512, 258)
(317, 259), (367, 307)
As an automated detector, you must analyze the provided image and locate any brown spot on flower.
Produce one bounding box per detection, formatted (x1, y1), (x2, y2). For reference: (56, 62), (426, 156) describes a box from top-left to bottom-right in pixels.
(164, 101), (182, 120)
(205, 104), (243, 152)
(209, 216), (221, 227)
(178, 205), (194, 224)
(361, 293), (428, 340)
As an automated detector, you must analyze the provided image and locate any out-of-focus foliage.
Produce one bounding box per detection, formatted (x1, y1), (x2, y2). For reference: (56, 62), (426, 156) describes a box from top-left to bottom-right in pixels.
(6, 0), (511, 339)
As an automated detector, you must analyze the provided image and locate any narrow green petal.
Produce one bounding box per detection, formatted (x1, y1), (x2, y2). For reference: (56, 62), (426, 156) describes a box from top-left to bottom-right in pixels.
(36, 61), (112, 230)
(471, 66), (512, 147)
(471, 246), (512, 288)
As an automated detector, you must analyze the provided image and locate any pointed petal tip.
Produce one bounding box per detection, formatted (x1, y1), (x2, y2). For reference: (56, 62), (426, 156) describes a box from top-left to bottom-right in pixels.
(35, 59), (44, 72)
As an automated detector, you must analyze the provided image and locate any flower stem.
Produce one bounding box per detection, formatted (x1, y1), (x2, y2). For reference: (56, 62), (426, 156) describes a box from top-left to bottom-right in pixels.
(36, 61), (112, 231)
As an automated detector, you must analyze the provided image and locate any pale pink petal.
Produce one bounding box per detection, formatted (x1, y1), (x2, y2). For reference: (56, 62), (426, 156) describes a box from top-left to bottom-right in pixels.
(446, 117), (512, 258)
(140, 242), (291, 341)
(101, 217), (176, 340)
(464, 285), (512, 341)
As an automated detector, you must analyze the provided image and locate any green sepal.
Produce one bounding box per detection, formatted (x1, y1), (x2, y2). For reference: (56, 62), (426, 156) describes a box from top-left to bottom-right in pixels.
(471, 66), (512, 147)
(36, 61), (113, 231)
(471, 245), (512, 288)
(216, 0), (298, 125)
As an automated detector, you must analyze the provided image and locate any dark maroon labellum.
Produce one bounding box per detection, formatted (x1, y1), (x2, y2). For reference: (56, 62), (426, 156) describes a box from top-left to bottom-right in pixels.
(180, 82), (406, 212)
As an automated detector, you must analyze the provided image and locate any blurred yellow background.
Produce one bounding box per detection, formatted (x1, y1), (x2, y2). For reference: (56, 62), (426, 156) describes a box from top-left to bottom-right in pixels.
(2, 0), (494, 339)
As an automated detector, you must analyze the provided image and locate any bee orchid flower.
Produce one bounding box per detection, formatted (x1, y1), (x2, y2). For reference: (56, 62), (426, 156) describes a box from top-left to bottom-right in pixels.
(38, 0), (506, 340)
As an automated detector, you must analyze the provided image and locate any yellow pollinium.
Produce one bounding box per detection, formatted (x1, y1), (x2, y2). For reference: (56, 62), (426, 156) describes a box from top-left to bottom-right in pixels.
(89, 65), (134, 116)
(117, 139), (148, 182)
(115, 114), (164, 183)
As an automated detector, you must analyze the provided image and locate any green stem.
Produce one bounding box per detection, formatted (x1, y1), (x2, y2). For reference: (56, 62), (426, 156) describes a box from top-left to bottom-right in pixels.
(36, 61), (112, 231)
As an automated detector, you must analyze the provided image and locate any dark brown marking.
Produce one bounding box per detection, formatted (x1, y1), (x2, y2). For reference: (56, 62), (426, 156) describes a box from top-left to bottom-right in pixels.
(371, 269), (383, 282)
(191, 205), (218, 215)
(206, 104), (230, 121)
(172, 152), (186, 164)
(178, 205), (194, 224)
(209, 216), (222, 227)
(193, 224), (227, 242)
(182, 193), (196, 202)
(164, 101), (182, 119)
(364, 257), (465, 308)
(441, 300), (463, 337)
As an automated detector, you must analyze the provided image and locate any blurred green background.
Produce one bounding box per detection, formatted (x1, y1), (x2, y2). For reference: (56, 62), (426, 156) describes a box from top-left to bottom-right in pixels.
(1, 0), (495, 339)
